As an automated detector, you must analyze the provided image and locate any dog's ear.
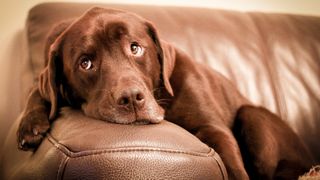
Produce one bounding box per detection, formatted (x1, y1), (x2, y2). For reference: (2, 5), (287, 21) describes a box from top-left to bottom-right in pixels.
(39, 20), (71, 120)
(145, 22), (176, 96)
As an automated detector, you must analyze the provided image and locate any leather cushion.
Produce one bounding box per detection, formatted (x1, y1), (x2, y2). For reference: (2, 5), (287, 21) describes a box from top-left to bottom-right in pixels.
(1, 108), (227, 179)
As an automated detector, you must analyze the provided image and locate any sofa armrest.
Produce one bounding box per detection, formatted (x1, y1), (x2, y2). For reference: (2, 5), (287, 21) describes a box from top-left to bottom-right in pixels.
(1, 108), (227, 179)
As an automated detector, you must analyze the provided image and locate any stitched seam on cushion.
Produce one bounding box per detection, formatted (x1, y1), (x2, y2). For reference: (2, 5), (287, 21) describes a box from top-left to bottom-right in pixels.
(56, 152), (69, 180)
(212, 153), (227, 180)
(47, 134), (216, 158)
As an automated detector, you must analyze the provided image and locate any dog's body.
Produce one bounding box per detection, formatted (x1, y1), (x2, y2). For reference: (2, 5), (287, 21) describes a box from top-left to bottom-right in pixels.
(17, 7), (314, 179)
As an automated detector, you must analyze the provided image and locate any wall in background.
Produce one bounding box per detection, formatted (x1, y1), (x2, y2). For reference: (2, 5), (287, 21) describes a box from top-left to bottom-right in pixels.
(0, 0), (319, 120)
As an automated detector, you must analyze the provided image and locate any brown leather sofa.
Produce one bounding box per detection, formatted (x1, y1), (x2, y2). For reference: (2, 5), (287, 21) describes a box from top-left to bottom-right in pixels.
(1, 2), (320, 179)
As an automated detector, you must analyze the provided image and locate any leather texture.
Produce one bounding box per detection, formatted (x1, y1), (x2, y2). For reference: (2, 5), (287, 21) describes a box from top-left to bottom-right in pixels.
(1, 108), (227, 179)
(1, 2), (320, 179)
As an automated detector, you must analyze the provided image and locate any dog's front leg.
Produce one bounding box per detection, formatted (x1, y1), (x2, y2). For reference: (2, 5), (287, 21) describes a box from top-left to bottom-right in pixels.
(195, 124), (249, 180)
(17, 87), (50, 151)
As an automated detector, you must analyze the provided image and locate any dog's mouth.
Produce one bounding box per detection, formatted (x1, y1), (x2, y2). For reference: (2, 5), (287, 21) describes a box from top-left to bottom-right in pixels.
(104, 117), (163, 125)
(96, 109), (164, 125)
(123, 114), (164, 125)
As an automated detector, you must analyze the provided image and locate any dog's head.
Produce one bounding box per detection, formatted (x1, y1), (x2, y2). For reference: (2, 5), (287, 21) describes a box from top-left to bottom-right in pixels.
(39, 7), (176, 124)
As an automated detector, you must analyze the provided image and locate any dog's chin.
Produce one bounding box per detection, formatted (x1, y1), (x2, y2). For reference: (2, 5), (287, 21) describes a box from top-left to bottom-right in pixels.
(130, 120), (150, 125)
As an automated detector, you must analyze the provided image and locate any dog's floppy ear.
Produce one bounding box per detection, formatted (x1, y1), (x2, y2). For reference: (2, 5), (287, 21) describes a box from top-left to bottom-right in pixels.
(39, 20), (71, 120)
(145, 22), (176, 96)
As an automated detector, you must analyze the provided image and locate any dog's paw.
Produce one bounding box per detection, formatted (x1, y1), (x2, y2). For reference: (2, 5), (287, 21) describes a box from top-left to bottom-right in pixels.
(17, 110), (50, 151)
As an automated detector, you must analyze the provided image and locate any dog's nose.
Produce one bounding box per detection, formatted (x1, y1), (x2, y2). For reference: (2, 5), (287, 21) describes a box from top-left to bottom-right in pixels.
(116, 88), (145, 108)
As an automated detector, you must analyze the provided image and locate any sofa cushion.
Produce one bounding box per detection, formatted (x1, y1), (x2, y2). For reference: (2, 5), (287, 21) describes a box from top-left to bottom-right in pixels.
(1, 108), (227, 179)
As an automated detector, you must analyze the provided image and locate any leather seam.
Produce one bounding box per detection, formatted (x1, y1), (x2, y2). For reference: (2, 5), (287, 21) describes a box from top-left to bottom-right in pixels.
(213, 154), (227, 180)
(56, 152), (69, 180)
(47, 134), (216, 159)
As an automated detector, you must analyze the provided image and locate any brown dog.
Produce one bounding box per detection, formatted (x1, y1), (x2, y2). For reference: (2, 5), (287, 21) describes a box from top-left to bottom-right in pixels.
(17, 7), (314, 179)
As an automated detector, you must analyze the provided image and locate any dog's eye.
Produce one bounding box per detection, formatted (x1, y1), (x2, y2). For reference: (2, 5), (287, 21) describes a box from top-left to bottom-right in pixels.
(130, 43), (143, 56)
(79, 57), (93, 70)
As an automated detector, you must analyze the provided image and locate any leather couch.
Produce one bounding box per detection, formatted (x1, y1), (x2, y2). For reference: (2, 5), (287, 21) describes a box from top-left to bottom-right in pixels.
(1, 2), (319, 179)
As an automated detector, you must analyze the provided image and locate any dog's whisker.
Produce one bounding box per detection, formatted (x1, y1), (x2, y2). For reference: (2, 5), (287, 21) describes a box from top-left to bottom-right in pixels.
(156, 99), (171, 102)
(156, 99), (171, 106)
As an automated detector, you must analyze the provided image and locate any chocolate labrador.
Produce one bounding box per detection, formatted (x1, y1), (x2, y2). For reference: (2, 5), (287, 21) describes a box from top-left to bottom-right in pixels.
(17, 7), (314, 179)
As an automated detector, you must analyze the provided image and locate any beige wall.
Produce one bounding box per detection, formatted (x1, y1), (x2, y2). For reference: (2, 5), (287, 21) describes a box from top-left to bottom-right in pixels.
(0, 0), (320, 119)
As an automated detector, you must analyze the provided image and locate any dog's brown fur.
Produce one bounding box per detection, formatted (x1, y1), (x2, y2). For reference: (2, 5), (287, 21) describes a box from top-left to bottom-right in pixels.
(17, 7), (314, 179)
